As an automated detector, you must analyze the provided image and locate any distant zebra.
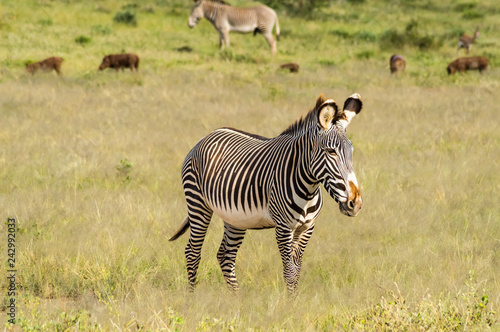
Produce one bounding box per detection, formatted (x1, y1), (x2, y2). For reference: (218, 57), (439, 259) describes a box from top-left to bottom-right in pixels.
(188, 0), (280, 54)
(170, 94), (364, 294)
(457, 26), (480, 54)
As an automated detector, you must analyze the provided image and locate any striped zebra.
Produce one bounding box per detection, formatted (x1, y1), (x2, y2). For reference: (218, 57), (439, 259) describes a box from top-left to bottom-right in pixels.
(188, 0), (280, 54)
(170, 94), (363, 293)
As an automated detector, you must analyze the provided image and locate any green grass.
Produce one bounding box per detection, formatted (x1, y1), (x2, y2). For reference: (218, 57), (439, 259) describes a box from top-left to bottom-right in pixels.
(1, 0), (500, 330)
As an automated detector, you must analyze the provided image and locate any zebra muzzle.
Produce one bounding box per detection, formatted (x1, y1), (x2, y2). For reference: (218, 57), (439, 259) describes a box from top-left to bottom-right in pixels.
(339, 181), (362, 217)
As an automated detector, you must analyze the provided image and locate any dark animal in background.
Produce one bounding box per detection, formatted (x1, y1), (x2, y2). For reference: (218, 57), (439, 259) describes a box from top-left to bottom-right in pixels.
(98, 53), (140, 72)
(279, 63), (299, 73)
(389, 54), (406, 74)
(447, 56), (488, 75)
(457, 26), (480, 54)
(26, 57), (64, 76)
(176, 46), (193, 53)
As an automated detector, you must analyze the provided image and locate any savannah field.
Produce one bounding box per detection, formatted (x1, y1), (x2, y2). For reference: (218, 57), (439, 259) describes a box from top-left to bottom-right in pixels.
(1, 0), (500, 330)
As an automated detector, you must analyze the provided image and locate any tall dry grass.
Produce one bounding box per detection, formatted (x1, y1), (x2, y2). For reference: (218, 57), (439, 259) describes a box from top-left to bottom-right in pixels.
(1, 0), (500, 330)
(1, 66), (499, 329)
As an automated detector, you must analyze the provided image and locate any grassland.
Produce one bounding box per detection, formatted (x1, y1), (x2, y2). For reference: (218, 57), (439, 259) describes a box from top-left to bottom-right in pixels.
(1, 0), (500, 330)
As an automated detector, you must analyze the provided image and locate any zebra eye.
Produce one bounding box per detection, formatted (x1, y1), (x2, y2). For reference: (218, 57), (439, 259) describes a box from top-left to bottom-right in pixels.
(326, 148), (337, 156)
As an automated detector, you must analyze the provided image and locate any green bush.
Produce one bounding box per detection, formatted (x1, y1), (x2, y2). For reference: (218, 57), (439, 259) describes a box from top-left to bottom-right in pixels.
(356, 50), (374, 59)
(330, 29), (351, 39)
(113, 10), (137, 26)
(38, 18), (53, 26)
(74, 35), (91, 45)
(454, 1), (477, 11)
(91, 24), (112, 35)
(379, 29), (406, 49)
(261, 0), (330, 17)
(355, 31), (377, 42)
(379, 20), (442, 50)
(319, 59), (336, 66)
(462, 9), (485, 19)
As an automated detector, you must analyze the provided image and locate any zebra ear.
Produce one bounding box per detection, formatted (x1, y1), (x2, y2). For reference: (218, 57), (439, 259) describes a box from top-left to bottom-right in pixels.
(317, 96), (339, 131)
(338, 93), (362, 128)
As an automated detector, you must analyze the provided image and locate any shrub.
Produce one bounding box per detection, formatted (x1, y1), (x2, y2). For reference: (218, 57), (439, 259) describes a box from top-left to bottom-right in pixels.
(219, 49), (257, 64)
(38, 18), (53, 26)
(91, 25), (112, 35)
(379, 29), (406, 49)
(74, 35), (91, 45)
(355, 31), (377, 42)
(356, 50), (374, 59)
(379, 20), (442, 50)
(261, 0), (330, 17)
(462, 9), (485, 19)
(113, 10), (137, 26)
(454, 1), (477, 11)
(330, 29), (351, 39)
(319, 59), (336, 66)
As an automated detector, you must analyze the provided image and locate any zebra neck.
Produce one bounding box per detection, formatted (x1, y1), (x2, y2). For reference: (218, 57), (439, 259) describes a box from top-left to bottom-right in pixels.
(286, 135), (320, 198)
(203, 2), (225, 24)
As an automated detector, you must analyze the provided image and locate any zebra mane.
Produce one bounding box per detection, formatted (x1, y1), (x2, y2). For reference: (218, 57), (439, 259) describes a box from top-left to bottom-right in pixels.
(280, 96), (326, 136)
(204, 0), (229, 5)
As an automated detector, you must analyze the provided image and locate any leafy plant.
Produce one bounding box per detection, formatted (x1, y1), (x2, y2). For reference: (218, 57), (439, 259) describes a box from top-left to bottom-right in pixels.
(462, 9), (485, 19)
(261, 0), (330, 17)
(91, 24), (112, 35)
(379, 19), (442, 50)
(38, 18), (53, 26)
(116, 158), (132, 183)
(113, 10), (137, 26)
(74, 35), (91, 45)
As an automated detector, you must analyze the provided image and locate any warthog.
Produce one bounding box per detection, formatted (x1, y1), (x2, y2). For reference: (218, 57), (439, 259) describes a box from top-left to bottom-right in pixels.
(98, 53), (140, 72)
(279, 63), (299, 73)
(447, 56), (488, 75)
(389, 54), (406, 74)
(26, 57), (64, 76)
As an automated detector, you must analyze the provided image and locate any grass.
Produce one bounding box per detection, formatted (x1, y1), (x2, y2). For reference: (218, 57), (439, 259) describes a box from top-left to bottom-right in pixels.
(1, 0), (500, 330)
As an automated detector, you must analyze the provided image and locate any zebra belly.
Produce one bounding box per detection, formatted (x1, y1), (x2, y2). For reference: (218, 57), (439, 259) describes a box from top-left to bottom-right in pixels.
(211, 206), (275, 230)
(229, 24), (258, 34)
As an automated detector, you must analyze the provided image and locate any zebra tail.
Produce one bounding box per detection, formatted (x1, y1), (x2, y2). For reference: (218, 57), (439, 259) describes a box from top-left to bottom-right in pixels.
(275, 15), (280, 41)
(169, 217), (190, 241)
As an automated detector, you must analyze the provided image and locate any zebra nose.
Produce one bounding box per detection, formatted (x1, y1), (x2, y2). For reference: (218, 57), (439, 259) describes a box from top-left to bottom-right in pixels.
(344, 181), (362, 216)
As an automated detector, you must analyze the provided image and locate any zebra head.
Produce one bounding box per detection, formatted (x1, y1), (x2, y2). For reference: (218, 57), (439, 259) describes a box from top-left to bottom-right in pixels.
(188, 0), (205, 28)
(312, 94), (363, 217)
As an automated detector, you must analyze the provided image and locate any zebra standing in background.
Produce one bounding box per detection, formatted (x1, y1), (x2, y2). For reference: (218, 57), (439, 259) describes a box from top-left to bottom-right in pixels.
(188, 0), (280, 55)
(170, 94), (364, 294)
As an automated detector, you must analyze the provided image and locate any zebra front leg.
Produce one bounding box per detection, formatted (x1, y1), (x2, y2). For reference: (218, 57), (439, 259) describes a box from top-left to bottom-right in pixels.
(219, 29), (230, 50)
(276, 226), (299, 294)
(184, 204), (213, 292)
(290, 223), (315, 292)
(217, 222), (246, 292)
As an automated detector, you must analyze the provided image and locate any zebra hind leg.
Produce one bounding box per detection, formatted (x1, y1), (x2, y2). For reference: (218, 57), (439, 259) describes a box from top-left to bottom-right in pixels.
(184, 204), (213, 292)
(217, 222), (246, 292)
(262, 32), (276, 55)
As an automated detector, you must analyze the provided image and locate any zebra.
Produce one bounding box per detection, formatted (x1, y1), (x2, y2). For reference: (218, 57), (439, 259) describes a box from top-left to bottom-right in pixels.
(170, 94), (364, 294)
(188, 0), (280, 55)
